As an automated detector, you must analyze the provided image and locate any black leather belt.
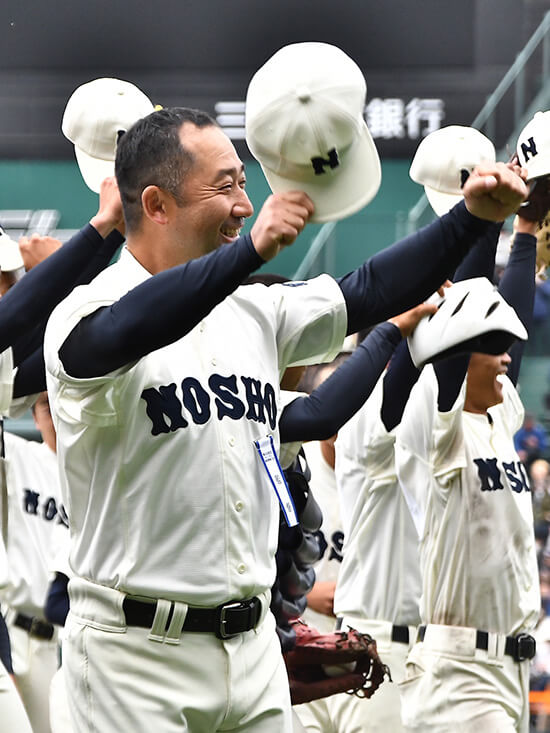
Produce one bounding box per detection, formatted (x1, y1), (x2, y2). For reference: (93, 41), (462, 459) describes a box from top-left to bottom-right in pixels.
(14, 613), (55, 641)
(391, 625), (410, 645)
(336, 619), (410, 645)
(122, 596), (262, 640)
(417, 625), (536, 662)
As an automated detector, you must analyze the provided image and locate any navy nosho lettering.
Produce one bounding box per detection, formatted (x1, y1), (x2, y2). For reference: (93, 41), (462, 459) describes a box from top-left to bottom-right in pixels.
(43, 497), (58, 521)
(141, 373), (277, 435)
(181, 377), (210, 425)
(23, 488), (40, 515)
(328, 530), (344, 563)
(474, 458), (504, 491)
(209, 374), (246, 420)
(474, 458), (530, 493)
(141, 383), (188, 435)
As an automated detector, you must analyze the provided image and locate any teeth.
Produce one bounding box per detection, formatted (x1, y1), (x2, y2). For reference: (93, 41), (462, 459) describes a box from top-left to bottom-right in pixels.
(221, 228), (239, 238)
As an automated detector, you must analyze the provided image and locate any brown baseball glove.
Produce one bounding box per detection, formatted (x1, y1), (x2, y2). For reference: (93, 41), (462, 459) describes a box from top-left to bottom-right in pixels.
(535, 213), (550, 277)
(518, 175), (550, 224)
(283, 620), (391, 705)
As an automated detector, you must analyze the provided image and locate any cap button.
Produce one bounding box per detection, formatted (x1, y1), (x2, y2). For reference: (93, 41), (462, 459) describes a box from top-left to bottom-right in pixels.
(296, 85), (311, 103)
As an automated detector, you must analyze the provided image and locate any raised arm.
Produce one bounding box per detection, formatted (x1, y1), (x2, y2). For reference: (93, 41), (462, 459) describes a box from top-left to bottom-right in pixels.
(279, 303), (436, 443)
(339, 164), (528, 334)
(497, 217), (537, 386)
(0, 178), (124, 355)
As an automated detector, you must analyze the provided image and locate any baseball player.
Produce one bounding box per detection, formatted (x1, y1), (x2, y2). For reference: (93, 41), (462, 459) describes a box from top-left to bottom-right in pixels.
(321, 125), (505, 733)
(0, 538), (33, 732)
(43, 105), (528, 731)
(395, 209), (539, 731)
(1, 391), (68, 733)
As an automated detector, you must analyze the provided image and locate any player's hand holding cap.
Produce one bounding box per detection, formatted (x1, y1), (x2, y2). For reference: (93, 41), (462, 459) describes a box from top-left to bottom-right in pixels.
(62, 78), (155, 193)
(407, 277), (527, 368)
(515, 111), (550, 224)
(409, 125), (496, 216)
(245, 42), (381, 222)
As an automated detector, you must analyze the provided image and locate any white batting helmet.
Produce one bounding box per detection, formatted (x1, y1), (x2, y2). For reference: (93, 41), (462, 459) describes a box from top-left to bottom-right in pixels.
(407, 277), (527, 369)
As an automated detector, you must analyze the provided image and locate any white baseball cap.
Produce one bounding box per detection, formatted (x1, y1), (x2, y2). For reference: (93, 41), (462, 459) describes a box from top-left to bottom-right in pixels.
(410, 126), (496, 216)
(62, 78), (155, 193)
(245, 42), (381, 222)
(407, 277), (527, 369)
(0, 228), (24, 272)
(516, 110), (550, 181)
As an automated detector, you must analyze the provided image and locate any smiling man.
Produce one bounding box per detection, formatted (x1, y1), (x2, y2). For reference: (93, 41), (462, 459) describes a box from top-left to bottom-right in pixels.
(42, 105), (529, 732)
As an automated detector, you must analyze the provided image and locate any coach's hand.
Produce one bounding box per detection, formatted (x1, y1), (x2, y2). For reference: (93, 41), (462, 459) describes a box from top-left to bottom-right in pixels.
(89, 176), (125, 238)
(250, 191), (314, 261)
(463, 162), (528, 222)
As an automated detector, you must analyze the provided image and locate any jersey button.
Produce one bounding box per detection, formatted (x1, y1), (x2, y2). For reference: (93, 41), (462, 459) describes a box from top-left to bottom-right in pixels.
(237, 563), (246, 574)
(211, 358), (217, 366)
(199, 322), (205, 332)
(228, 437), (235, 446)
(235, 500), (244, 512)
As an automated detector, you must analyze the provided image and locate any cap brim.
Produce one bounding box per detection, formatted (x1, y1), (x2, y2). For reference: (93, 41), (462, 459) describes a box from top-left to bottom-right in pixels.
(259, 122), (381, 223)
(74, 146), (116, 194)
(424, 186), (464, 217)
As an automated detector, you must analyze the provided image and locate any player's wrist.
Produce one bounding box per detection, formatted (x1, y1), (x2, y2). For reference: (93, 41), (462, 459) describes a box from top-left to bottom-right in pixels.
(89, 214), (117, 239)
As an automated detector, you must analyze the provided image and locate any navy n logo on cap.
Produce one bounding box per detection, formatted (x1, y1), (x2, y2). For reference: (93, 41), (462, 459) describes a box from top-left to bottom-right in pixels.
(521, 136), (538, 162)
(460, 169), (470, 188)
(311, 148), (340, 175)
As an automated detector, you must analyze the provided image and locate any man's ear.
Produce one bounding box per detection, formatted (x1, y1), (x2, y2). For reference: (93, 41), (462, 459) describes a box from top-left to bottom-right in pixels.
(141, 185), (171, 225)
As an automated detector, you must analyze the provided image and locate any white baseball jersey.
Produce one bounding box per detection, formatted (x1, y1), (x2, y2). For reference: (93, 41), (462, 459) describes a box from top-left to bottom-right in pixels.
(44, 247), (347, 606)
(300, 439), (342, 633)
(1, 432), (68, 617)
(395, 367), (539, 635)
(334, 376), (421, 625)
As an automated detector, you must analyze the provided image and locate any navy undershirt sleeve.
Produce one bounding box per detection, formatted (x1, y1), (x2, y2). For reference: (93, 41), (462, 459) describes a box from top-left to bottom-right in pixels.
(0, 225), (122, 355)
(12, 347), (45, 398)
(59, 234), (265, 378)
(0, 612), (12, 674)
(381, 339), (420, 432)
(497, 231), (536, 386)
(337, 201), (492, 334)
(44, 572), (70, 627)
(279, 322), (402, 443)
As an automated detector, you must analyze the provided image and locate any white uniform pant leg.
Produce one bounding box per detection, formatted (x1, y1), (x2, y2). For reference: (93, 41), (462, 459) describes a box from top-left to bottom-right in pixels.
(399, 638), (530, 733)
(64, 579), (293, 733)
(292, 698), (336, 733)
(8, 622), (58, 733)
(323, 618), (415, 733)
(0, 660), (32, 733)
(49, 666), (73, 733)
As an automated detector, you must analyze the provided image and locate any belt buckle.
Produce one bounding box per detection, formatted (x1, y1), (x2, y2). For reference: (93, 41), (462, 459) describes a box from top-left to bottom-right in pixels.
(514, 633), (536, 662)
(29, 617), (50, 640)
(216, 601), (244, 640)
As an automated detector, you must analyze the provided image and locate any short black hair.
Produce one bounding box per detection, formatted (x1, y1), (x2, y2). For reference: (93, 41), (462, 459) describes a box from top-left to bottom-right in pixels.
(115, 107), (217, 233)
